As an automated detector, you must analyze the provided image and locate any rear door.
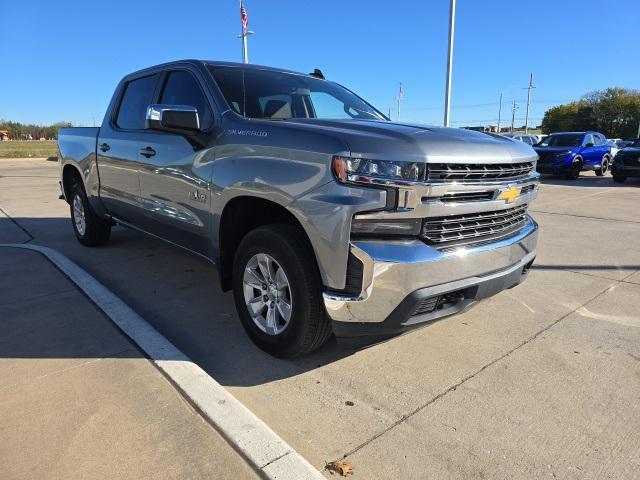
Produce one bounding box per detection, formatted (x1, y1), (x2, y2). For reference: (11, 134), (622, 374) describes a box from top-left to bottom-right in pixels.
(136, 68), (217, 256)
(97, 74), (159, 222)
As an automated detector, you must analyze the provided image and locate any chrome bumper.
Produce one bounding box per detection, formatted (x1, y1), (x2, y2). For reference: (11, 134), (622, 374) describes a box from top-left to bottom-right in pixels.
(324, 216), (538, 325)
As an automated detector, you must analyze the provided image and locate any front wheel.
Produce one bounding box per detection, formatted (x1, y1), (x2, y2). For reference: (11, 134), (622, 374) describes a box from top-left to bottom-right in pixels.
(70, 183), (111, 246)
(595, 156), (610, 176)
(232, 224), (331, 358)
(564, 157), (582, 180)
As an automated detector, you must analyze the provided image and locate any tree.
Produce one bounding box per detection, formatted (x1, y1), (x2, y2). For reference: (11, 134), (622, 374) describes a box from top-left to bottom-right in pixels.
(541, 88), (640, 138)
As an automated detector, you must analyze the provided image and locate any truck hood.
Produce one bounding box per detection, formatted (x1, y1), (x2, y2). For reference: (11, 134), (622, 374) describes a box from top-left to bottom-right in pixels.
(280, 118), (537, 164)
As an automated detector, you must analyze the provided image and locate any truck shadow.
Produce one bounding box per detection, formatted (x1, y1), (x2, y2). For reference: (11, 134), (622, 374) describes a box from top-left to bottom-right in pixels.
(0, 216), (385, 388)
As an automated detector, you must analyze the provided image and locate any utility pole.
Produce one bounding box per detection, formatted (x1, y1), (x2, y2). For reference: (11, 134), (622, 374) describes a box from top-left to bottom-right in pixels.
(443, 0), (456, 127)
(238, 0), (254, 64)
(523, 73), (535, 134)
(497, 92), (503, 133)
(511, 101), (519, 133)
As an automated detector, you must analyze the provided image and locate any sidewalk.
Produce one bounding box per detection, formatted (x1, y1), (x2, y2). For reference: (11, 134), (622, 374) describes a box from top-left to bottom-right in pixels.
(0, 247), (259, 480)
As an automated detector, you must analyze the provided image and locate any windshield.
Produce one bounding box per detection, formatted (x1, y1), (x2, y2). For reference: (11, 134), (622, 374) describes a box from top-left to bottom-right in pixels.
(538, 133), (583, 148)
(209, 66), (386, 121)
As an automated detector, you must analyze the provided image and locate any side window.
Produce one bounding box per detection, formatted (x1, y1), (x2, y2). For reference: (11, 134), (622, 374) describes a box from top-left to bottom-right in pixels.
(584, 134), (594, 146)
(596, 134), (605, 145)
(310, 91), (348, 118)
(160, 71), (213, 129)
(116, 75), (158, 130)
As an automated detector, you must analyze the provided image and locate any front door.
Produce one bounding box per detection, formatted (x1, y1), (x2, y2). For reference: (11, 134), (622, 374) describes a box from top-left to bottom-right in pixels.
(136, 69), (217, 257)
(97, 74), (159, 223)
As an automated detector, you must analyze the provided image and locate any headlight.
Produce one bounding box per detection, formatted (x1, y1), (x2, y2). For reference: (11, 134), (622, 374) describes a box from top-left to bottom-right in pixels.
(351, 217), (422, 237)
(332, 155), (426, 185)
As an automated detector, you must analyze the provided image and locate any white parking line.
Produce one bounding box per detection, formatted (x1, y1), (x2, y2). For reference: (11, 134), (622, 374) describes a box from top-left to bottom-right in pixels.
(1, 243), (324, 480)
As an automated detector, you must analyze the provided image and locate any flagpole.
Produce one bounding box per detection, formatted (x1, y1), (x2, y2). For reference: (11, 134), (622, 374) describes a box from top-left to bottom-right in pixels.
(238, 0), (253, 64)
(443, 0), (456, 127)
(240, 0), (247, 63)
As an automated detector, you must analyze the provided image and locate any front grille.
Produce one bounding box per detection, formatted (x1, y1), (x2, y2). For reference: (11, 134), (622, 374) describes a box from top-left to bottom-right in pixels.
(537, 153), (557, 164)
(620, 155), (640, 166)
(422, 204), (529, 248)
(427, 162), (534, 182)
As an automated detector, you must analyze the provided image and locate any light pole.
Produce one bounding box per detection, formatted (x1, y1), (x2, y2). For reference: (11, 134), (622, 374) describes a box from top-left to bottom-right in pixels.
(443, 0), (456, 127)
(497, 92), (503, 133)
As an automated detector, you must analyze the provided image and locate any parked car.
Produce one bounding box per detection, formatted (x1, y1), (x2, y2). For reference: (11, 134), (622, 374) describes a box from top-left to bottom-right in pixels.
(534, 131), (612, 179)
(57, 60), (539, 357)
(504, 134), (539, 146)
(607, 140), (620, 158)
(611, 138), (640, 182)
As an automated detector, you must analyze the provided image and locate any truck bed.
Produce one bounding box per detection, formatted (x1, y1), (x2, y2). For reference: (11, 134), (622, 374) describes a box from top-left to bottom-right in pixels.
(57, 127), (99, 165)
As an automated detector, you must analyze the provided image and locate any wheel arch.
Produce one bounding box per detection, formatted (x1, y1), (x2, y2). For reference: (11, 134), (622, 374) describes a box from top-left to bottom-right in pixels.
(62, 163), (84, 203)
(217, 196), (319, 292)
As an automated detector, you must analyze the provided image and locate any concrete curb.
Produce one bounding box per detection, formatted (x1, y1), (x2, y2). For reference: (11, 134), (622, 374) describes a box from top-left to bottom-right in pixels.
(1, 243), (324, 480)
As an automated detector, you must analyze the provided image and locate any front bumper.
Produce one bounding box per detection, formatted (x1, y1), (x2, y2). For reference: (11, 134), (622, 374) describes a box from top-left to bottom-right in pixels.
(612, 162), (640, 177)
(325, 216), (538, 337)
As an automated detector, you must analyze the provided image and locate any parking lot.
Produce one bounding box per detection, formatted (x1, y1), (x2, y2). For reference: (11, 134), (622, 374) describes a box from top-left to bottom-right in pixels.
(1, 157), (639, 479)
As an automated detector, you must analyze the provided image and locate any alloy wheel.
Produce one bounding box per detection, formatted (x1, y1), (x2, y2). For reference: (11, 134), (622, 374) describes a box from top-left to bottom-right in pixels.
(242, 253), (292, 335)
(73, 194), (86, 236)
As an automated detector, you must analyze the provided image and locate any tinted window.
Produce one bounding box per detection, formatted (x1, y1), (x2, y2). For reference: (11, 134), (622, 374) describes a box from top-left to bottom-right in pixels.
(538, 133), (583, 147)
(210, 66), (385, 120)
(584, 134), (594, 146)
(116, 75), (158, 130)
(160, 71), (213, 128)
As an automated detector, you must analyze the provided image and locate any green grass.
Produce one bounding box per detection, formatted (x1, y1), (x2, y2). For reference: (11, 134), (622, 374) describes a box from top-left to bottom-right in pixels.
(0, 140), (58, 158)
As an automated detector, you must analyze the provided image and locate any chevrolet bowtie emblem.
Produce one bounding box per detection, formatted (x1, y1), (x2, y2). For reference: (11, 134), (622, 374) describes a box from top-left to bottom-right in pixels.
(497, 186), (521, 204)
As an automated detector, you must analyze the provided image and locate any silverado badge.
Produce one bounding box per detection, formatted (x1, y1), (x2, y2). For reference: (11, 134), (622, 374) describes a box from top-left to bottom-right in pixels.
(497, 185), (521, 204)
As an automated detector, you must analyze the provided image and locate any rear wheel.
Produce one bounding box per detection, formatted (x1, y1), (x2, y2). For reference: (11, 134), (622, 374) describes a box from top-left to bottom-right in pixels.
(595, 155), (610, 176)
(564, 157), (582, 180)
(232, 224), (331, 358)
(70, 183), (111, 246)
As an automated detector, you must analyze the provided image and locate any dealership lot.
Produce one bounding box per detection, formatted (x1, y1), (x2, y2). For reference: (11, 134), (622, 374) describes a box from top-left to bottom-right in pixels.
(1, 158), (639, 479)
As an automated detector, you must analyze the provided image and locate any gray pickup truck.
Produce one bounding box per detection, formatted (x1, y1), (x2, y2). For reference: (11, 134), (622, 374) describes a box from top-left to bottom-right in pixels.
(58, 60), (539, 358)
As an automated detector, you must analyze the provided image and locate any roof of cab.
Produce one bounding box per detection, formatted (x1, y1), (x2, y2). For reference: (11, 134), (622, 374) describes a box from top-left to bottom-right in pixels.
(125, 59), (313, 80)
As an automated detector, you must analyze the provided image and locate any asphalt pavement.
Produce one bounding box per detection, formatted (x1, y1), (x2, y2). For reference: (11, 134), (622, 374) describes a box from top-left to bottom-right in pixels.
(1, 157), (639, 479)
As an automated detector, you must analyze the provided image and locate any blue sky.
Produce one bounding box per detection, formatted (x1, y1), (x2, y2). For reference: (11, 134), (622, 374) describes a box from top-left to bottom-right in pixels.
(1, 0), (638, 127)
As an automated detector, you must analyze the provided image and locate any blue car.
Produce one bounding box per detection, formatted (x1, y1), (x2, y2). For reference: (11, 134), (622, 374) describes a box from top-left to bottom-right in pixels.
(534, 131), (612, 179)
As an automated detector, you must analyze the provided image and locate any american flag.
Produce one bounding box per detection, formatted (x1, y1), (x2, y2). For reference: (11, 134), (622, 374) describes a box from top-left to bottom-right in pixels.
(240, 3), (248, 30)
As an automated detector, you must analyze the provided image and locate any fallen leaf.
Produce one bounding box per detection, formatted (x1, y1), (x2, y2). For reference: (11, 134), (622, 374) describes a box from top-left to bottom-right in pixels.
(325, 459), (354, 477)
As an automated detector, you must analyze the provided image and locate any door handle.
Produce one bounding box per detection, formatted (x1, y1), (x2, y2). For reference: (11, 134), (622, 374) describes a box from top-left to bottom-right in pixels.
(99, 143), (110, 152)
(140, 146), (156, 158)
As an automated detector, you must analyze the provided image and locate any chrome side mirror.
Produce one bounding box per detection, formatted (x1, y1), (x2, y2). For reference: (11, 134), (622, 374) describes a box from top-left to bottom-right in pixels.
(146, 104), (200, 135)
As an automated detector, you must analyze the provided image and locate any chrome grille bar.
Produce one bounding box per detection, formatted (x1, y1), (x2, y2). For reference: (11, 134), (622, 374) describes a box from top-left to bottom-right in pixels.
(427, 162), (535, 182)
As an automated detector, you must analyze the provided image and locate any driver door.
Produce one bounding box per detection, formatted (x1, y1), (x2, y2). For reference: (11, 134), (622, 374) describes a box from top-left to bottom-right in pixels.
(136, 68), (217, 257)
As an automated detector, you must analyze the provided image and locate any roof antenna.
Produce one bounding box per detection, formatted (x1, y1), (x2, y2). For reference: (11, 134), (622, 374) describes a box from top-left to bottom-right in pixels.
(310, 68), (325, 80)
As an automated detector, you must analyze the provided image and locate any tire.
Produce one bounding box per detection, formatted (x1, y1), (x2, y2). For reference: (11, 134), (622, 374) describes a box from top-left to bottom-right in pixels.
(70, 182), (111, 246)
(232, 224), (331, 358)
(595, 155), (610, 176)
(613, 174), (627, 183)
(564, 157), (582, 180)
